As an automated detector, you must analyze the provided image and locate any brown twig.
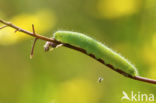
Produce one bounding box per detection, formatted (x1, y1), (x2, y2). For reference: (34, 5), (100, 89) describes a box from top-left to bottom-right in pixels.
(30, 38), (38, 59)
(30, 24), (38, 59)
(0, 19), (156, 84)
(32, 24), (36, 35)
(0, 25), (7, 29)
(0, 19), (59, 43)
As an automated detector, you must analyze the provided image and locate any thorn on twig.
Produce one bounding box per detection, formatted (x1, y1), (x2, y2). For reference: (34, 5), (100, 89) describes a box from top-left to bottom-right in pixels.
(30, 38), (38, 59)
(0, 25), (7, 29)
(32, 24), (36, 35)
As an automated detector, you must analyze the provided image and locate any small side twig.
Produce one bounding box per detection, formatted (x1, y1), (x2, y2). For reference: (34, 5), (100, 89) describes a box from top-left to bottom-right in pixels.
(30, 24), (38, 59)
(0, 19), (59, 43)
(0, 25), (7, 29)
(32, 24), (36, 35)
(0, 19), (156, 84)
(30, 38), (38, 59)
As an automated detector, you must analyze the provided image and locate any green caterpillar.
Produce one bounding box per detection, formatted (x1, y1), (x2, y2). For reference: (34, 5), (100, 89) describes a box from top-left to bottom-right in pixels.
(45, 31), (138, 76)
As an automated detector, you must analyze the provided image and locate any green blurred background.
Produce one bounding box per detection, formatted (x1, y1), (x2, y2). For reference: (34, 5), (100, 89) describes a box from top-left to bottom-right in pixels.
(0, 0), (156, 103)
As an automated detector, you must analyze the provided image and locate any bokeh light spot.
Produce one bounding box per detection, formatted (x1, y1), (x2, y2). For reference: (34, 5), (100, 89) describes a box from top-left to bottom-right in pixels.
(97, 0), (141, 19)
(0, 10), (56, 45)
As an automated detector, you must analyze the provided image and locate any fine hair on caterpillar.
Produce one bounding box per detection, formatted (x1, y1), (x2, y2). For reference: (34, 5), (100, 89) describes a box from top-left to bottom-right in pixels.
(45, 31), (138, 77)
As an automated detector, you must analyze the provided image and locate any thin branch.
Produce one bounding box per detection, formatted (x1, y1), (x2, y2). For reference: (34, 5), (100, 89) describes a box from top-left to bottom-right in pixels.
(0, 19), (156, 84)
(30, 24), (38, 59)
(0, 19), (60, 43)
(0, 25), (7, 29)
(32, 24), (36, 35)
(30, 38), (38, 59)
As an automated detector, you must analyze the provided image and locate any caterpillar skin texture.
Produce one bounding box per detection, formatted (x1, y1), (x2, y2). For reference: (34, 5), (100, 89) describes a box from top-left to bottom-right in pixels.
(53, 31), (138, 76)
